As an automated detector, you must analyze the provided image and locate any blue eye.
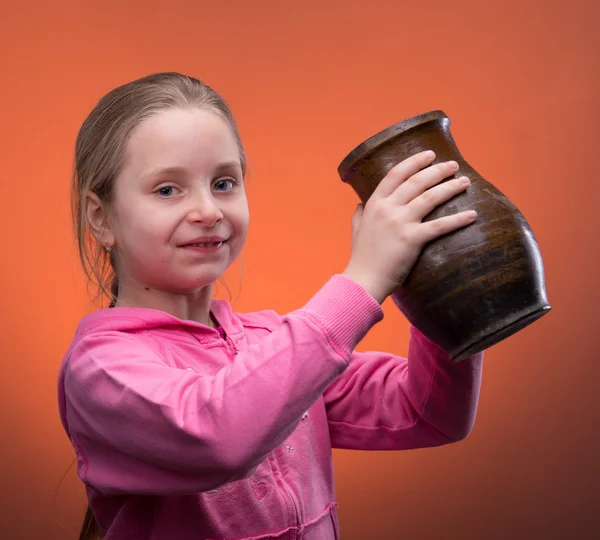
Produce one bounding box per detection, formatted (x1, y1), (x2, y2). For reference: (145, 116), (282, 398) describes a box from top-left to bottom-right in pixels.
(213, 179), (236, 192)
(157, 186), (180, 197)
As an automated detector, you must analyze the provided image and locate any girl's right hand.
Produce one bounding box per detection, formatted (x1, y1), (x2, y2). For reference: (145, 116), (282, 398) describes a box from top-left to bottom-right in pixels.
(342, 150), (477, 304)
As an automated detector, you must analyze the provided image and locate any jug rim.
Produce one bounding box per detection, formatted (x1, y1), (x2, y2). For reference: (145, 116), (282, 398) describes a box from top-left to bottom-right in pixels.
(338, 110), (448, 181)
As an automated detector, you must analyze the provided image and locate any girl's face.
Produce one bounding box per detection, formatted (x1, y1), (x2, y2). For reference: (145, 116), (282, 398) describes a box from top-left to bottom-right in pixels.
(107, 107), (249, 295)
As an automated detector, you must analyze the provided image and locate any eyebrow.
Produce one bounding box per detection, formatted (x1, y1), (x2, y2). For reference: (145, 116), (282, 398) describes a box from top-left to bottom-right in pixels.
(213, 161), (243, 175)
(140, 161), (242, 181)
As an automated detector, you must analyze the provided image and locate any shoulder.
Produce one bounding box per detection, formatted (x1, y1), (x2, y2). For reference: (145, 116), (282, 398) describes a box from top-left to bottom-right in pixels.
(66, 306), (193, 361)
(65, 332), (163, 379)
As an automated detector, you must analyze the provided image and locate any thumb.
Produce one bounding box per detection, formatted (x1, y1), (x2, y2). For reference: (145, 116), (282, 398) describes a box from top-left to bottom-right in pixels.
(351, 203), (364, 239)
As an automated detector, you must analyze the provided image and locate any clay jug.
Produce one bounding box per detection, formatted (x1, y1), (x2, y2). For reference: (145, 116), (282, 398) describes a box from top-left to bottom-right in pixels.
(338, 110), (551, 361)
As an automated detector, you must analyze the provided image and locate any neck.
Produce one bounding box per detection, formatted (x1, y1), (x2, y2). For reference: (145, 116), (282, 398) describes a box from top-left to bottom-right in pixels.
(113, 280), (216, 327)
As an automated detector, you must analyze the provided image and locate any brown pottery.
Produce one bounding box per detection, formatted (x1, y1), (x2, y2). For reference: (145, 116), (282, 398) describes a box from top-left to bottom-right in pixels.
(338, 110), (551, 361)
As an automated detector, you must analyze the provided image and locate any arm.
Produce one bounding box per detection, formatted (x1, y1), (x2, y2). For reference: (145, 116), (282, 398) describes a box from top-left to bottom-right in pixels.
(60, 275), (383, 496)
(324, 325), (484, 450)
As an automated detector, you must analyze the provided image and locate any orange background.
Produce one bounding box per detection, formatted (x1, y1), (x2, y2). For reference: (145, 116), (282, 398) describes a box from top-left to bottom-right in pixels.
(0, 1), (598, 538)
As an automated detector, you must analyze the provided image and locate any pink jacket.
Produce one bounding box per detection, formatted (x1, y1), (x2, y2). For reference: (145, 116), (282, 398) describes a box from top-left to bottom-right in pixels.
(57, 275), (483, 539)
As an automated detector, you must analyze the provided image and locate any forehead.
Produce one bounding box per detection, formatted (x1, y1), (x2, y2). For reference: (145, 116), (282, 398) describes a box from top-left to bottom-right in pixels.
(124, 108), (240, 175)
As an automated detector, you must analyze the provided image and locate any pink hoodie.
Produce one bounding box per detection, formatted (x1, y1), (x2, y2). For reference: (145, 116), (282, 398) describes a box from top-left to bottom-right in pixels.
(57, 274), (483, 540)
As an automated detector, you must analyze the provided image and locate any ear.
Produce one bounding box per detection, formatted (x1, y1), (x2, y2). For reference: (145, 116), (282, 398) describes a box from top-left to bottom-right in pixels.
(84, 191), (115, 248)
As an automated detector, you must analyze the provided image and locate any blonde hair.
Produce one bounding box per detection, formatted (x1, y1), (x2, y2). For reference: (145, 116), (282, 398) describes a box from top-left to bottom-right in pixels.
(71, 72), (246, 305)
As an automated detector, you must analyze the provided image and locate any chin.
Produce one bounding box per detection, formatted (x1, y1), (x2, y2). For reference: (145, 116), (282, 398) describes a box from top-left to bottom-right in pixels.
(176, 273), (224, 291)
(158, 283), (215, 296)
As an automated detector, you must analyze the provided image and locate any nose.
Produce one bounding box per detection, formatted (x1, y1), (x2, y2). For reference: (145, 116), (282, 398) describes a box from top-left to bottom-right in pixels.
(186, 191), (223, 226)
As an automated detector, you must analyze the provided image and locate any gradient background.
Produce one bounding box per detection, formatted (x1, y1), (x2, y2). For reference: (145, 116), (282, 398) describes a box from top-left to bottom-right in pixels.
(0, 1), (598, 539)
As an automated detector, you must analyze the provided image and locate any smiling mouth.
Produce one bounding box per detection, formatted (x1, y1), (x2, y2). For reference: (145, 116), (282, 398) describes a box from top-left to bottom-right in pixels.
(186, 241), (224, 248)
(179, 239), (229, 252)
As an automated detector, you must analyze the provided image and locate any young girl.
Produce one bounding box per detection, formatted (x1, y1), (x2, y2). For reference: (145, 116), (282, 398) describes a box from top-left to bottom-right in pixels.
(58, 72), (484, 540)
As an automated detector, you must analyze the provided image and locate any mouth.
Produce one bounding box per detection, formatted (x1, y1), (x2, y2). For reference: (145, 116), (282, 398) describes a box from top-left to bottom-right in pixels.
(178, 236), (229, 247)
(178, 237), (229, 253)
(184, 241), (225, 248)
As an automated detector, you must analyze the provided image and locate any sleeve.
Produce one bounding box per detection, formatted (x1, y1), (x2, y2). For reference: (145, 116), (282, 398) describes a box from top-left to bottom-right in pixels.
(61, 275), (383, 496)
(324, 325), (484, 450)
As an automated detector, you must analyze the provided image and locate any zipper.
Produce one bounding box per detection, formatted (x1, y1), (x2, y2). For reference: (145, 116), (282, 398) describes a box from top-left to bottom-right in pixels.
(217, 326), (239, 356)
(281, 475), (301, 539)
(217, 327), (301, 535)
(269, 453), (301, 538)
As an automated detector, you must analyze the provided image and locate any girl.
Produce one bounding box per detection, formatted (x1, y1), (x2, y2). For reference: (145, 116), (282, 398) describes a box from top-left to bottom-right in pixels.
(58, 72), (484, 540)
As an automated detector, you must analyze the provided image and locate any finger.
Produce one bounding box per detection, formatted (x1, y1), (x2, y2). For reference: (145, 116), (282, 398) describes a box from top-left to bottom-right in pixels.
(392, 160), (460, 206)
(415, 210), (478, 244)
(406, 176), (471, 220)
(371, 150), (436, 200)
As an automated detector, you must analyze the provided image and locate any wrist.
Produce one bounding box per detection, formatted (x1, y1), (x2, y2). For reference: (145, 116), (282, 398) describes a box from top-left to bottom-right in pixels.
(340, 268), (389, 304)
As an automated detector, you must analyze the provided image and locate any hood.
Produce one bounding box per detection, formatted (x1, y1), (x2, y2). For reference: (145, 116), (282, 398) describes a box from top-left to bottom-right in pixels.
(71, 299), (243, 342)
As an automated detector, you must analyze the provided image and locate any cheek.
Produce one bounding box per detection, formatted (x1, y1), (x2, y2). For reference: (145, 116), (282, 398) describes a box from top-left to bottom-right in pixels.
(237, 213), (250, 236)
(232, 202), (250, 235)
(115, 210), (174, 255)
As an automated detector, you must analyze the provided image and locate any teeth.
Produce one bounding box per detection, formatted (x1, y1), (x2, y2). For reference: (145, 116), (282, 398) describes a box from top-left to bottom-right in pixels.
(190, 242), (222, 247)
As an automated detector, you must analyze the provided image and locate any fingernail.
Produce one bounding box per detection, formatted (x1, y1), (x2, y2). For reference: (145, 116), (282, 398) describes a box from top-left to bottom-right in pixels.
(459, 176), (470, 185)
(467, 210), (477, 219)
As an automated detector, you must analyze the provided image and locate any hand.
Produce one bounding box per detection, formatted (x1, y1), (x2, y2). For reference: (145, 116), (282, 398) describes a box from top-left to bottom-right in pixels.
(342, 150), (477, 303)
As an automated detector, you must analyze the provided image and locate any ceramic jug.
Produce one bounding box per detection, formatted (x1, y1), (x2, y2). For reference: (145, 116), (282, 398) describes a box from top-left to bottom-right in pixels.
(338, 110), (551, 361)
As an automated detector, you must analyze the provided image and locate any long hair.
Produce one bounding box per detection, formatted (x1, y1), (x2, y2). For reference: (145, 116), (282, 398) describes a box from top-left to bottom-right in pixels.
(78, 506), (104, 540)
